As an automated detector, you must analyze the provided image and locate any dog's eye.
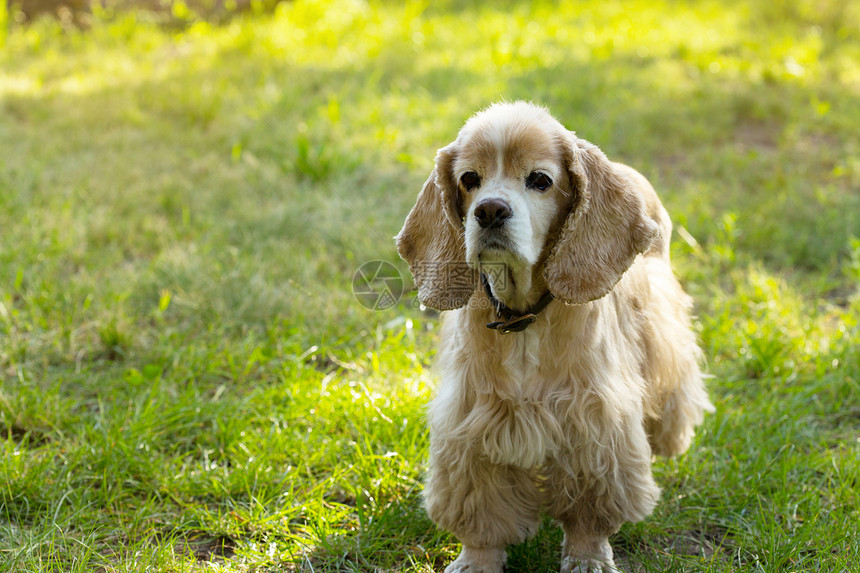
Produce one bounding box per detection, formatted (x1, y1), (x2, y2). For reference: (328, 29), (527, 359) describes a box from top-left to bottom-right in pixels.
(526, 172), (552, 192)
(460, 171), (481, 191)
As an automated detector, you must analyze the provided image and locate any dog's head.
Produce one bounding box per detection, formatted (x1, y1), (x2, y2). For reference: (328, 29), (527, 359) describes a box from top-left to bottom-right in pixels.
(396, 101), (659, 310)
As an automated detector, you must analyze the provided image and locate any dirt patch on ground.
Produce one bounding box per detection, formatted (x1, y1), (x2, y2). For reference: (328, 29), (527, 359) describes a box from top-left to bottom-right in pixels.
(733, 121), (781, 153)
(174, 533), (236, 563)
(615, 527), (733, 571)
(0, 421), (52, 446)
(9, 0), (282, 24)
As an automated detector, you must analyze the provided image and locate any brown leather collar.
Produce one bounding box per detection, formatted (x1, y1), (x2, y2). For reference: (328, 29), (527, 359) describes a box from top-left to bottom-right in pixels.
(481, 273), (555, 334)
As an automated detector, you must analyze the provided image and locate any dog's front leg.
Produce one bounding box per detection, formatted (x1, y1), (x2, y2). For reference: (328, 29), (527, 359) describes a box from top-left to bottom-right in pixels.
(546, 414), (660, 573)
(424, 442), (541, 573)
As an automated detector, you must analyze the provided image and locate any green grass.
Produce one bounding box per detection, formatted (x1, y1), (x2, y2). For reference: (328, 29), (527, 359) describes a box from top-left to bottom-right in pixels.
(1, 0), (859, 571)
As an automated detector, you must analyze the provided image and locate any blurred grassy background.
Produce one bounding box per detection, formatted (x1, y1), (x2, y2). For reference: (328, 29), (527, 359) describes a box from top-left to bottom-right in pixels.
(1, 1), (858, 571)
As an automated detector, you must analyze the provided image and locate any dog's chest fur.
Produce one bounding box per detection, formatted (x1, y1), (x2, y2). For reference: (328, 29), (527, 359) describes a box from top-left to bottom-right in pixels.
(502, 328), (542, 393)
(437, 300), (644, 471)
(460, 321), (569, 469)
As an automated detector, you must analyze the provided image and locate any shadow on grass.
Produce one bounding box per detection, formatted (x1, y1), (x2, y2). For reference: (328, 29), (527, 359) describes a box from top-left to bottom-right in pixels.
(301, 510), (735, 572)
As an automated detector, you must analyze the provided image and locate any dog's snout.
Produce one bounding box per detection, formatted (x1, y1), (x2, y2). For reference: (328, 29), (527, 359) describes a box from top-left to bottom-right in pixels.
(474, 198), (513, 230)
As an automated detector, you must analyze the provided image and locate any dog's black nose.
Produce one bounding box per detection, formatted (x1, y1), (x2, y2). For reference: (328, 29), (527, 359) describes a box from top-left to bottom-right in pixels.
(474, 198), (512, 229)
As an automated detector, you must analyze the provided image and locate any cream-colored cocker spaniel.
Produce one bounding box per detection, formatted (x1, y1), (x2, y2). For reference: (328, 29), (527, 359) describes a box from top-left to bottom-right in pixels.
(396, 102), (713, 573)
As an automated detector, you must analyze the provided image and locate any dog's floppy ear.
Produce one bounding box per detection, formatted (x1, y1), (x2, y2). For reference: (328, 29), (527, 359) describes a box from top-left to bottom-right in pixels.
(396, 144), (478, 310)
(544, 134), (660, 304)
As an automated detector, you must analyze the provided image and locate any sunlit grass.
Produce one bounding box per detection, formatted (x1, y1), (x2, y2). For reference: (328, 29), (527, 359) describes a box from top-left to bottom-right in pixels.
(1, 0), (859, 571)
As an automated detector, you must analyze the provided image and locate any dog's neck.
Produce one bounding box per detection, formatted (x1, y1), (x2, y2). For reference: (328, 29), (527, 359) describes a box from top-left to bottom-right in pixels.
(482, 258), (551, 314)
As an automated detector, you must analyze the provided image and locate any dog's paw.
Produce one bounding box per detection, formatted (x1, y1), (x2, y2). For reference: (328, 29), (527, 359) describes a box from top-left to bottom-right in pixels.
(444, 546), (507, 573)
(560, 533), (618, 573)
(560, 556), (619, 573)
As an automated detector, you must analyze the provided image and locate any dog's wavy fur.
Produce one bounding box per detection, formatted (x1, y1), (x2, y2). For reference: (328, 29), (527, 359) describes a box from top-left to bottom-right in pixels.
(396, 102), (713, 572)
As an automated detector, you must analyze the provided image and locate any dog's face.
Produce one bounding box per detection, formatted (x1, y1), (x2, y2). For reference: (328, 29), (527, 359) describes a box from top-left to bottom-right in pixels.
(451, 107), (573, 300)
(396, 101), (659, 310)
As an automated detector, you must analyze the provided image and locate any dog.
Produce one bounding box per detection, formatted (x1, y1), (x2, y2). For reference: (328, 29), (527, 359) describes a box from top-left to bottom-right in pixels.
(395, 102), (713, 572)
